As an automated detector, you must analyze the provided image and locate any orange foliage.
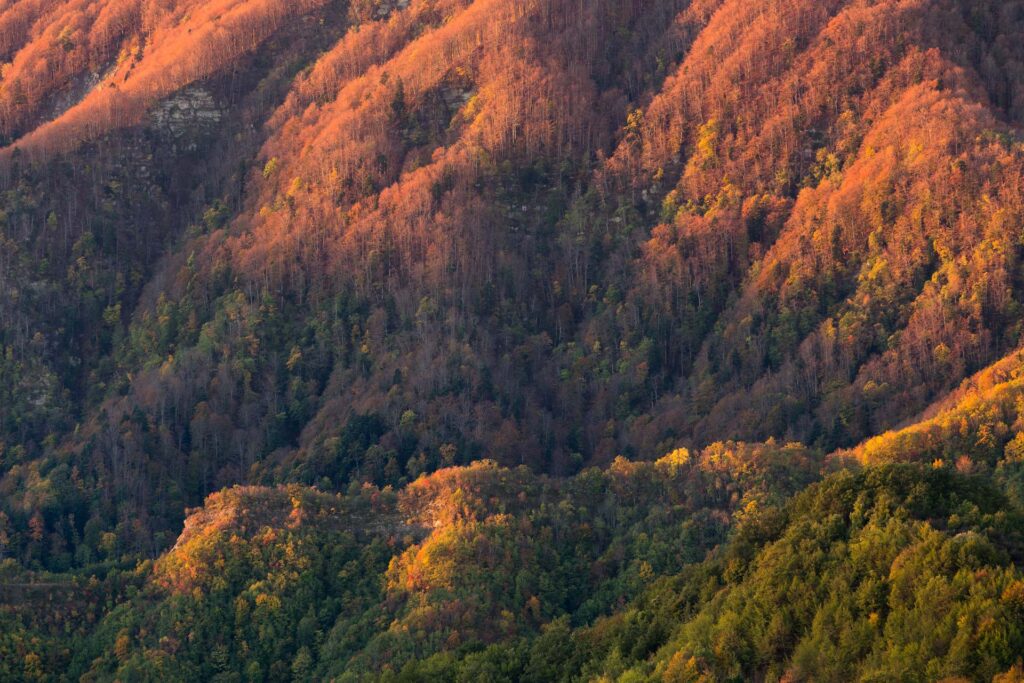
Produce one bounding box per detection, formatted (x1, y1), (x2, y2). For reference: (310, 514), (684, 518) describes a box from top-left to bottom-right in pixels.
(0, 0), (332, 156)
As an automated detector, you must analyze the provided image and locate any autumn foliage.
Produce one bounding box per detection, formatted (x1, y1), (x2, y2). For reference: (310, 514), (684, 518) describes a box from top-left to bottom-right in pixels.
(2, 0), (1024, 677)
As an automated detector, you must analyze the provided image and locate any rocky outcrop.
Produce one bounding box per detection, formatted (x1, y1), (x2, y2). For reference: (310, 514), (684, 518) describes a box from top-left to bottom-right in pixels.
(150, 86), (222, 149)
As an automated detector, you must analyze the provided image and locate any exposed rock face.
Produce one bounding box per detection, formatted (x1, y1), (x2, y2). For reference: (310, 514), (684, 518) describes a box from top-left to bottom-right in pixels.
(48, 70), (106, 125)
(441, 85), (474, 112)
(374, 0), (410, 19)
(151, 86), (222, 148)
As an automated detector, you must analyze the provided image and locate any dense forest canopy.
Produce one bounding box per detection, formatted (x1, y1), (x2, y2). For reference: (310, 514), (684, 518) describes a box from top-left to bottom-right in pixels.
(1, 0), (1024, 680)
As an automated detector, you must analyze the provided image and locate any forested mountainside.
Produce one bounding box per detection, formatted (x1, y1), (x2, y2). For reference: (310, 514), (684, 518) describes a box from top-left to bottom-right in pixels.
(2, 0), (1024, 680)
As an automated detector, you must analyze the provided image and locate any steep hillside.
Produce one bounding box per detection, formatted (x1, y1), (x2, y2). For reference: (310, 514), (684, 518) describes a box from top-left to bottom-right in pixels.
(0, 0), (350, 152)
(7, 1), (1022, 556)
(0, 442), (823, 679)
(2, 0), (1024, 679)
(5, 450), (1024, 680)
(0, 0), (1022, 580)
(393, 465), (1024, 682)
